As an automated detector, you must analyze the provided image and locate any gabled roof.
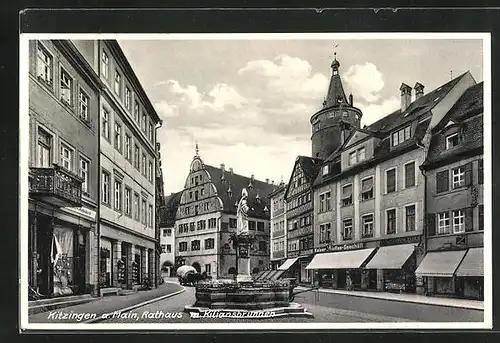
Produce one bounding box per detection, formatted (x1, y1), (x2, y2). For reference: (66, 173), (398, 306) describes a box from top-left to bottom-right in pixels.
(285, 156), (323, 199)
(205, 165), (275, 218)
(160, 191), (182, 227)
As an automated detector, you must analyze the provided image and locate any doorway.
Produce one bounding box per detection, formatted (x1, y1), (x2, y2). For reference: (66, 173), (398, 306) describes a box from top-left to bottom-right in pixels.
(338, 270), (347, 288)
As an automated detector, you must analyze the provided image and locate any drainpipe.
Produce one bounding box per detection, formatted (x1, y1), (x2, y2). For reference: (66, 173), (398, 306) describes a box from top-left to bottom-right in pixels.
(95, 39), (102, 297)
(417, 140), (428, 295)
(154, 119), (163, 287)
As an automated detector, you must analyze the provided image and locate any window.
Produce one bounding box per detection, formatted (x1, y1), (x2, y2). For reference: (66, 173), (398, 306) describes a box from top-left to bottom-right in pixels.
(386, 168), (396, 193)
(208, 218), (217, 229)
(166, 244), (172, 253)
(259, 241), (267, 252)
(342, 184), (353, 206)
(114, 71), (121, 96)
(134, 101), (140, 123)
(134, 193), (140, 220)
(249, 221), (256, 230)
(37, 128), (52, 167)
(446, 133), (460, 149)
(125, 134), (131, 161)
(141, 199), (147, 225)
(101, 171), (110, 204)
(191, 240), (200, 251)
(161, 244), (166, 253)
(80, 158), (89, 194)
(114, 123), (122, 151)
(358, 147), (365, 162)
(362, 214), (374, 237)
(342, 219), (353, 240)
(179, 242), (187, 252)
(438, 212), (450, 235)
(229, 218), (237, 228)
(101, 51), (109, 79)
(320, 223), (331, 243)
(141, 112), (147, 132)
(125, 87), (131, 110)
(479, 205), (484, 231)
(124, 187), (131, 215)
(148, 161), (153, 182)
(60, 144), (73, 171)
(60, 68), (72, 105)
(189, 222), (195, 231)
(142, 154), (147, 176)
(405, 204), (416, 232)
(162, 229), (168, 236)
(386, 209), (396, 234)
(134, 145), (140, 169)
(361, 177), (374, 201)
(436, 170), (449, 193)
(452, 167), (465, 189)
(322, 165), (329, 176)
(257, 222), (265, 231)
(102, 109), (110, 139)
(114, 179), (122, 211)
(78, 89), (89, 121)
(453, 209), (465, 233)
(149, 122), (154, 142)
(478, 159), (484, 184)
(404, 162), (416, 188)
(36, 44), (53, 84)
(392, 126), (411, 146)
(319, 192), (331, 212)
(205, 263), (211, 274)
(349, 151), (357, 165)
(148, 204), (153, 227)
(204, 238), (215, 249)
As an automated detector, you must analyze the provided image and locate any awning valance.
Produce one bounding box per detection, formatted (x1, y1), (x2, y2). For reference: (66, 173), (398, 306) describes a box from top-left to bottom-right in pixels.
(365, 243), (416, 269)
(278, 258), (299, 271)
(361, 178), (373, 193)
(415, 250), (467, 277)
(306, 248), (375, 270)
(456, 247), (484, 277)
(342, 186), (353, 199)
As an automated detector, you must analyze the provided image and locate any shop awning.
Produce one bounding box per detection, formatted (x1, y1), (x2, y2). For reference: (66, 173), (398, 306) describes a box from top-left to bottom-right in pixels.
(361, 178), (373, 193)
(305, 248), (376, 270)
(456, 247), (484, 277)
(342, 186), (353, 200)
(365, 243), (416, 269)
(278, 258), (299, 271)
(415, 250), (467, 277)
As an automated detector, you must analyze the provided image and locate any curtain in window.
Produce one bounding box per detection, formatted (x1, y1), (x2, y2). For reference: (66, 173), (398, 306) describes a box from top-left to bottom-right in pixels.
(53, 226), (74, 296)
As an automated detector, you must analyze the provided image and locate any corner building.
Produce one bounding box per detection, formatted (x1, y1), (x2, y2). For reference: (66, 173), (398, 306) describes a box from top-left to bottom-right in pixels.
(28, 40), (100, 298)
(305, 54), (478, 293)
(174, 151), (275, 278)
(72, 40), (162, 292)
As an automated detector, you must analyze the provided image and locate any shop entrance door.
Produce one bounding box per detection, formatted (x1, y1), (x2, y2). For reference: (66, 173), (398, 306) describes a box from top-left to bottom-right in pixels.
(36, 217), (53, 296)
(338, 270), (347, 288)
(74, 230), (87, 294)
(368, 270), (378, 290)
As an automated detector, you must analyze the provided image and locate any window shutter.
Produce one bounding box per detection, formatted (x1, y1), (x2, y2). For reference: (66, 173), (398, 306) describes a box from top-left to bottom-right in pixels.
(426, 213), (436, 236)
(436, 170), (449, 193)
(465, 207), (474, 232)
(464, 162), (473, 186)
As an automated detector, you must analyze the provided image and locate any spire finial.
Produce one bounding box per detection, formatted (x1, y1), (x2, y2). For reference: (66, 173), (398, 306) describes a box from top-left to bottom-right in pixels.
(195, 141), (199, 156)
(331, 43), (340, 72)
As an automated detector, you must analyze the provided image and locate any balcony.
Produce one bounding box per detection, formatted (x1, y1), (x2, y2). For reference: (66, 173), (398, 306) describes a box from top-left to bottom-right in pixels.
(29, 165), (83, 207)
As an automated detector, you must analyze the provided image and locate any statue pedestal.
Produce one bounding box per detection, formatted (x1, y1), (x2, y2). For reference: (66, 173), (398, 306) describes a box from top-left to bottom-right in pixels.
(237, 256), (252, 283)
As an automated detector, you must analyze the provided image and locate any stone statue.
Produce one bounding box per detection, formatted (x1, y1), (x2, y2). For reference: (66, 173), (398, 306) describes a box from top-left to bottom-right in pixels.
(236, 188), (249, 235)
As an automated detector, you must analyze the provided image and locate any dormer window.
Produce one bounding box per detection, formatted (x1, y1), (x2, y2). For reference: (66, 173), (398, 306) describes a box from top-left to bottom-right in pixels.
(446, 133), (460, 149)
(322, 165), (329, 176)
(392, 126), (411, 147)
(348, 147), (366, 166)
(349, 151), (357, 166)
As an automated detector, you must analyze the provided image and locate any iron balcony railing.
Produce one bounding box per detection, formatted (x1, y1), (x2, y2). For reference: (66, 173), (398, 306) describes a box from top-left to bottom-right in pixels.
(29, 165), (83, 207)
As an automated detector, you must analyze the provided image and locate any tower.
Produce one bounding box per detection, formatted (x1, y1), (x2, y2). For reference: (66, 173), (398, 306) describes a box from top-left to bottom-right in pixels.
(310, 52), (362, 160)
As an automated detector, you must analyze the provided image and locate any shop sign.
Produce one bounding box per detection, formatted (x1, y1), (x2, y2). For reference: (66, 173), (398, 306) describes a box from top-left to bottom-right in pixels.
(315, 242), (364, 253)
(62, 206), (96, 220)
(288, 250), (300, 257)
(381, 235), (421, 247)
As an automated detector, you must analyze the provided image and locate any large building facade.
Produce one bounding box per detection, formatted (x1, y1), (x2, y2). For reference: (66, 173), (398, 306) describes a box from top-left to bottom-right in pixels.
(72, 40), (162, 292)
(418, 82), (484, 300)
(159, 191), (181, 277)
(28, 40), (100, 298)
(269, 184), (287, 270)
(174, 150), (275, 278)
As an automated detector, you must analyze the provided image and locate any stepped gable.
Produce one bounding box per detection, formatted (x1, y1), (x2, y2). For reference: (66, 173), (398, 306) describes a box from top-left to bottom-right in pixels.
(205, 165), (275, 219)
(423, 82), (484, 167)
(159, 191), (182, 227)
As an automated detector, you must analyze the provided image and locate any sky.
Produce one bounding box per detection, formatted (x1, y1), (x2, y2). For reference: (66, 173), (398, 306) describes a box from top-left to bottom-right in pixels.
(118, 37), (484, 195)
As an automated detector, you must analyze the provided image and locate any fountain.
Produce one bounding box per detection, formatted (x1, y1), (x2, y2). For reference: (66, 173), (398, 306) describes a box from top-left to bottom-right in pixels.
(184, 189), (313, 318)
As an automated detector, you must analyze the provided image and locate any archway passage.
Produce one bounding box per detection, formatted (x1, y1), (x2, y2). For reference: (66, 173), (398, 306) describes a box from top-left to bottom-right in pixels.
(228, 267), (236, 275)
(192, 262), (202, 273)
(161, 260), (173, 272)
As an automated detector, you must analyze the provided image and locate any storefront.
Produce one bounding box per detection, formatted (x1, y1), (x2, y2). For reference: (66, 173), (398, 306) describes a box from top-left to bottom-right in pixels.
(454, 247), (484, 300)
(415, 249), (468, 297)
(99, 238), (113, 288)
(365, 243), (418, 293)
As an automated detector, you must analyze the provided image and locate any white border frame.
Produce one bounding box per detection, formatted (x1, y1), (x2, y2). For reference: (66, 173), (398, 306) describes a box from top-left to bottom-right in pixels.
(19, 32), (492, 331)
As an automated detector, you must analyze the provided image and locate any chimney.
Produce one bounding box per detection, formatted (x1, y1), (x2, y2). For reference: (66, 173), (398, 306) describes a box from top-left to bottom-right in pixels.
(400, 83), (412, 112)
(251, 174), (255, 181)
(229, 167), (233, 174)
(414, 82), (424, 100)
(220, 163), (225, 172)
(271, 180), (275, 185)
(349, 93), (353, 106)
(265, 178), (269, 184)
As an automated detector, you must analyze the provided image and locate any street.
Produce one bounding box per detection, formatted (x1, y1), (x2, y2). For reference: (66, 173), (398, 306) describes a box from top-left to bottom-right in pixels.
(99, 286), (484, 323)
